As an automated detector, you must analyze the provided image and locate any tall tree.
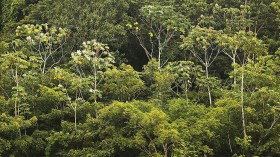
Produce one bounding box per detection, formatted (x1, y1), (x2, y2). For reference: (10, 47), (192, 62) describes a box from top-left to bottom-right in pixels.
(181, 26), (224, 106)
(15, 24), (70, 74)
(128, 4), (189, 69)
(71, 39), (115, 103)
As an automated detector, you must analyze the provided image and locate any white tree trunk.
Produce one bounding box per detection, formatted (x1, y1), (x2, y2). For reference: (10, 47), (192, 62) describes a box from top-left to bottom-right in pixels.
(205, 62), (212, 106)
(241, 67), (246, 137)
(233, 51), (237, 85)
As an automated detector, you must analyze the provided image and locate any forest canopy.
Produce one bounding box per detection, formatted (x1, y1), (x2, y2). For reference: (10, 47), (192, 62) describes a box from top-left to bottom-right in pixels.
(1, 0), (280, 156)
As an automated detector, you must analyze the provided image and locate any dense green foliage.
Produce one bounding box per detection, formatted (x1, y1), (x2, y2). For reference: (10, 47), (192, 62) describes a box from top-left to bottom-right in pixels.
(1, 0), (280, 156)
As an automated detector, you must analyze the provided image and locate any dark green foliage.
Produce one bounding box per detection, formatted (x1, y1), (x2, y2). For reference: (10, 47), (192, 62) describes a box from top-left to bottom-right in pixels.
(0, 0), (280, 156)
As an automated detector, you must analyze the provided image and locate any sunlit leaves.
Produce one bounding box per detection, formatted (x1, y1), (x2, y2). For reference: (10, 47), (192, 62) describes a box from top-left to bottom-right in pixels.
(140, 5), (189, 33)
(103, 64), (144, 101)
(71, 39), (115, 102)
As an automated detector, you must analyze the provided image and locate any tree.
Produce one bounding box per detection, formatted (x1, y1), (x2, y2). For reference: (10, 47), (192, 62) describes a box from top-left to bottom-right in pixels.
(103, 64), (145, 102)
(97, 101), (180, 157)
(52, 67), (89, 130)
(167, 98), (223, 156)
(128, 4), (189, 69)
(15, 24), (70, 74)
(0, 47), (40, 116)
(164, 61), (204, 100)
(234, 31), (267, 139)
(181, 26), (224, 106)
(0, 113), (37, 156)
(216, 55), (280, 156)
(235, 55), (280, 156)
(71, 39), (115, 103)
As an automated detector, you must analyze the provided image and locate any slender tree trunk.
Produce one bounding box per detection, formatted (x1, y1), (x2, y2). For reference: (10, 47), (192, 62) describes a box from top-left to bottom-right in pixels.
(42, 53), (47, 74)
(74, 106), (77, 131)
(19, 128), (21, 138)
(241, 67), (247, 137)
(158, 35), (161, 69)
(185, 83), (188, 100)
(207, 86), (212, 106)
(42, 60), (46, 74)
(233, 51), (237, 85)
(205, 63), (212, 106)
(93, 62), (99, 118)
(94, 63), (97, 103)
(158, 49), (161, 69)
(15, 66), (18, 116)
(228, 115), (233, 153)
(163, 143), (168, 157)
